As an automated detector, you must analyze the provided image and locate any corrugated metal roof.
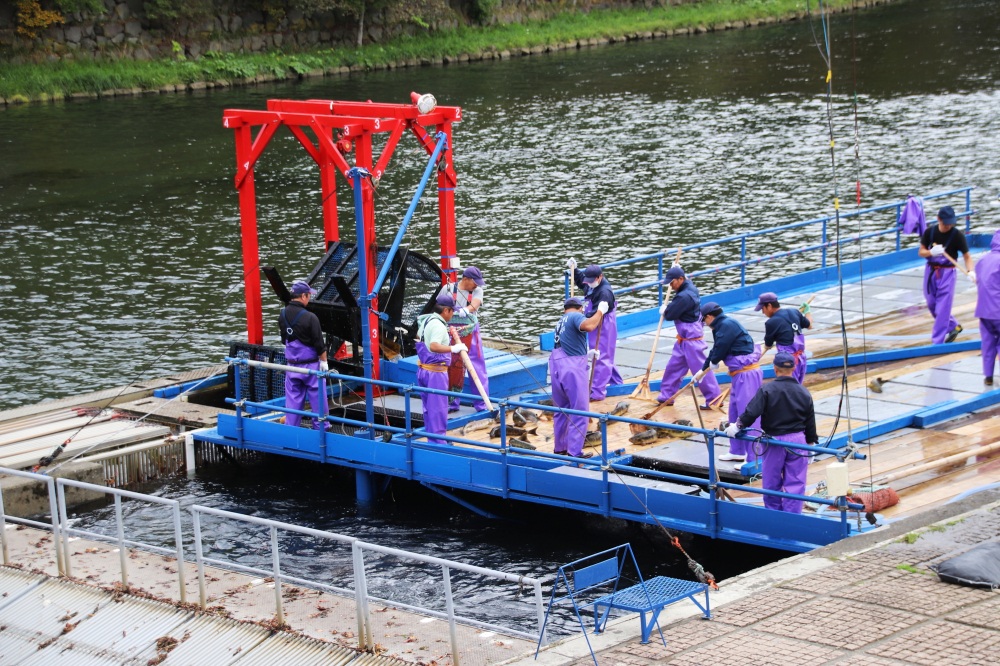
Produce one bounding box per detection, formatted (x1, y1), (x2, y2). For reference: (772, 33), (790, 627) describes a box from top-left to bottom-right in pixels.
(146, 614), (269, 665)
(0, 576), (112, 665)
(229, 632), (360, 666)
(19, 593), (190, 664)
(0, 568), (45, 610)
(0, 574), (417, 666)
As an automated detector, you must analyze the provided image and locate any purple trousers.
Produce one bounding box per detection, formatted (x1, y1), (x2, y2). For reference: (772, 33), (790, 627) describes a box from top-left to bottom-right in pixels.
(416, 342), (451, 445)
(283, 340), (327, 430)
(923, 263), (959, 344)
(762, 431), (809, 513)
(448, 326), (490, 411)
(777, 338), (807, 384)
(982, 318), (1000, 379)
(284, 362), (328, 430)
(658, 321), (721, 404)
(549, 349), (589, 456)
(727, 350), (763, 459)
(587, 308), (623, 401)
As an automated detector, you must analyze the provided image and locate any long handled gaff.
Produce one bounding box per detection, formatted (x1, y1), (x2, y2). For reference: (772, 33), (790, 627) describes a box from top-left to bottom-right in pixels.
(587, 322), (603, 399)
(632, 248), (683, 400)
(688, 383), (734, 502)
(449, 328), (493, 411)
(941, 250), (971, 276)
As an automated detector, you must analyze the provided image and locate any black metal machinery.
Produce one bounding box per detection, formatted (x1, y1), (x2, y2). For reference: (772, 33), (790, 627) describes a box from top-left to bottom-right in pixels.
(230, 242), (442, 403)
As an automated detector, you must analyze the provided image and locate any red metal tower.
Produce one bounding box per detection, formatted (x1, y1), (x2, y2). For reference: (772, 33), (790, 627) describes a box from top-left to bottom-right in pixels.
(223, 95), (462, 380)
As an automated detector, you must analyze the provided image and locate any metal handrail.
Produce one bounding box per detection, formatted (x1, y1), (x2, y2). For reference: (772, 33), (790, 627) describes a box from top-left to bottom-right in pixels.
(190, 503), (546, 659)
(225, 359), (865, 537)
(564, 187), (976, 302)
(55, 477), (186, 602)
(0, 467), (64, 574)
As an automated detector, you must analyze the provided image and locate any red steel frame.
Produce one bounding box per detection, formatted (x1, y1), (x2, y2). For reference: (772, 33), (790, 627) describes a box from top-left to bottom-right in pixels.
(222, 98), (462, 379)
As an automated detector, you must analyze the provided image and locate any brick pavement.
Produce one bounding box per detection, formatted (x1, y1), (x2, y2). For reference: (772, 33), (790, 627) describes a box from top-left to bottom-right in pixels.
(521, 498), (1000, 666)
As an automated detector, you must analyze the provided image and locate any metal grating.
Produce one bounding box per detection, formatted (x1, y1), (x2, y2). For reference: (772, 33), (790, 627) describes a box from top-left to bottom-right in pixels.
(269, 347), (287, 399)
(228, 342), (286, 402)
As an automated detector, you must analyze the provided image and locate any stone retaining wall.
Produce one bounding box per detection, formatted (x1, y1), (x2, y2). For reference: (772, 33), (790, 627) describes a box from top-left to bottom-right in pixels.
(0, 0), (693, 62)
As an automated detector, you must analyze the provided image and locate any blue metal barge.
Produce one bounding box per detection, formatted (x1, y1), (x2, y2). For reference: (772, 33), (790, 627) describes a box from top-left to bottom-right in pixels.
(197, 110), (998, 554)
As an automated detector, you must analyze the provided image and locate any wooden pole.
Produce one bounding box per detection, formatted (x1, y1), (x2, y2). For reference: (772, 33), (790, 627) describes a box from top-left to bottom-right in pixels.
(632, 248), (683, 400)
(640, 368), (707, 420)
(862, 441), (1000, 486)
(689, 384), (734, 501)
(449, 328), (493, 411)
(941, 250), (971, 276)
(587, 323), (603, 400)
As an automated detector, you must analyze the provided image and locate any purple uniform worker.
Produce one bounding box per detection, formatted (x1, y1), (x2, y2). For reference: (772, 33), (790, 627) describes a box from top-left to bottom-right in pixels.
(756, 292), (813, 384)
(415, 293), (467, 444)
(975, 230), (1000, 386)
(701, 302), (763, 465)
(447, 266), (490, 412)
(566, 259), (623, 401)
(725, 352), (819, 513)
(549, 297), (605, 459)
(656, 266), (722, 407)
(279, 280), (329, 430)
(919, 206), (976, 344)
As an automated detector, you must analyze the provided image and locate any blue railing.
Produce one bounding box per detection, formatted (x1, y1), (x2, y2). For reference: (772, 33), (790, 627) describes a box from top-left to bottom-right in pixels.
(225, 357), (865, 541)
(565, 187), (975, 304)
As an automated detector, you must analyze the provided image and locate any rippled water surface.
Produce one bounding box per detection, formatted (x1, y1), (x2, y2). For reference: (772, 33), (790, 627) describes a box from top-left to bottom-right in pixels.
(2, 0), (1000, 627)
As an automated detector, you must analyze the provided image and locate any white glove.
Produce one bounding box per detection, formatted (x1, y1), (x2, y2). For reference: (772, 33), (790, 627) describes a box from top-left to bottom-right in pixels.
(319, 360), (329, 372)
(968, 272), (977, 286)
(597, 301), (610, 314)
(929, 244), (945, 257)
(671, 262), (681, 269)
(724, 422), (741, 438)
(659, 304), (668, 317)
(565, 258), (577, 270)
(586, 349), (600, 361)
(450, 343), (468, 354)
(456, 306), (470, 317)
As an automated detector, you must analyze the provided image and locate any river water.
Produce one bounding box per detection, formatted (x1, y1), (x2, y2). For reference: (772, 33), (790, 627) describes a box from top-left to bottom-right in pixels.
(1, 0), (999, 630)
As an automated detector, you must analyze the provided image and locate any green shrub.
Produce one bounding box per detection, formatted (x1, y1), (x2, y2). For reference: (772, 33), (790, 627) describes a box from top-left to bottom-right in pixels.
(469, 0), (499, 25)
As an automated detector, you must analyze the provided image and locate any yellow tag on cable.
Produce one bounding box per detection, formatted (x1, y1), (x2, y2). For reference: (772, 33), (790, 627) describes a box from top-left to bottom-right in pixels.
(830, 139), (836, 148)
(826, 70), (832, 83)
(834, 197), (840, 210)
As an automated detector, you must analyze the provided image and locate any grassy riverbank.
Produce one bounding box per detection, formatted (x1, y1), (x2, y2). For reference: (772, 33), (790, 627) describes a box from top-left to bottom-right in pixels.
(0, 0), (883, 103)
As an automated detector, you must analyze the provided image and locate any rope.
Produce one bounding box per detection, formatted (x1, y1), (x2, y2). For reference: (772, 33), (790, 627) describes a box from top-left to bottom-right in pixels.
(806, 0), (878, 491)
(33, 260), (268, 473)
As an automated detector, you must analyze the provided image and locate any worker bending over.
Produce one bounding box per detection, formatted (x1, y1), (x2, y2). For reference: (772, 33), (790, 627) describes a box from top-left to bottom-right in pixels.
(549, 297), (606, 459)
(657, 266), (721, 407)
(756, 292), (813, 384)
(415, 293), (467, 444)
(701, 302), (763, 466)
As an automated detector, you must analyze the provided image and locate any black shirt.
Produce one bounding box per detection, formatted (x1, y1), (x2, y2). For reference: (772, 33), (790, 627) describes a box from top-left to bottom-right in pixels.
(920, 225), (969, 261)
(738, 376), (818, 443)
(279, 301), (326, 356)
(763, 308), (811, 347)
